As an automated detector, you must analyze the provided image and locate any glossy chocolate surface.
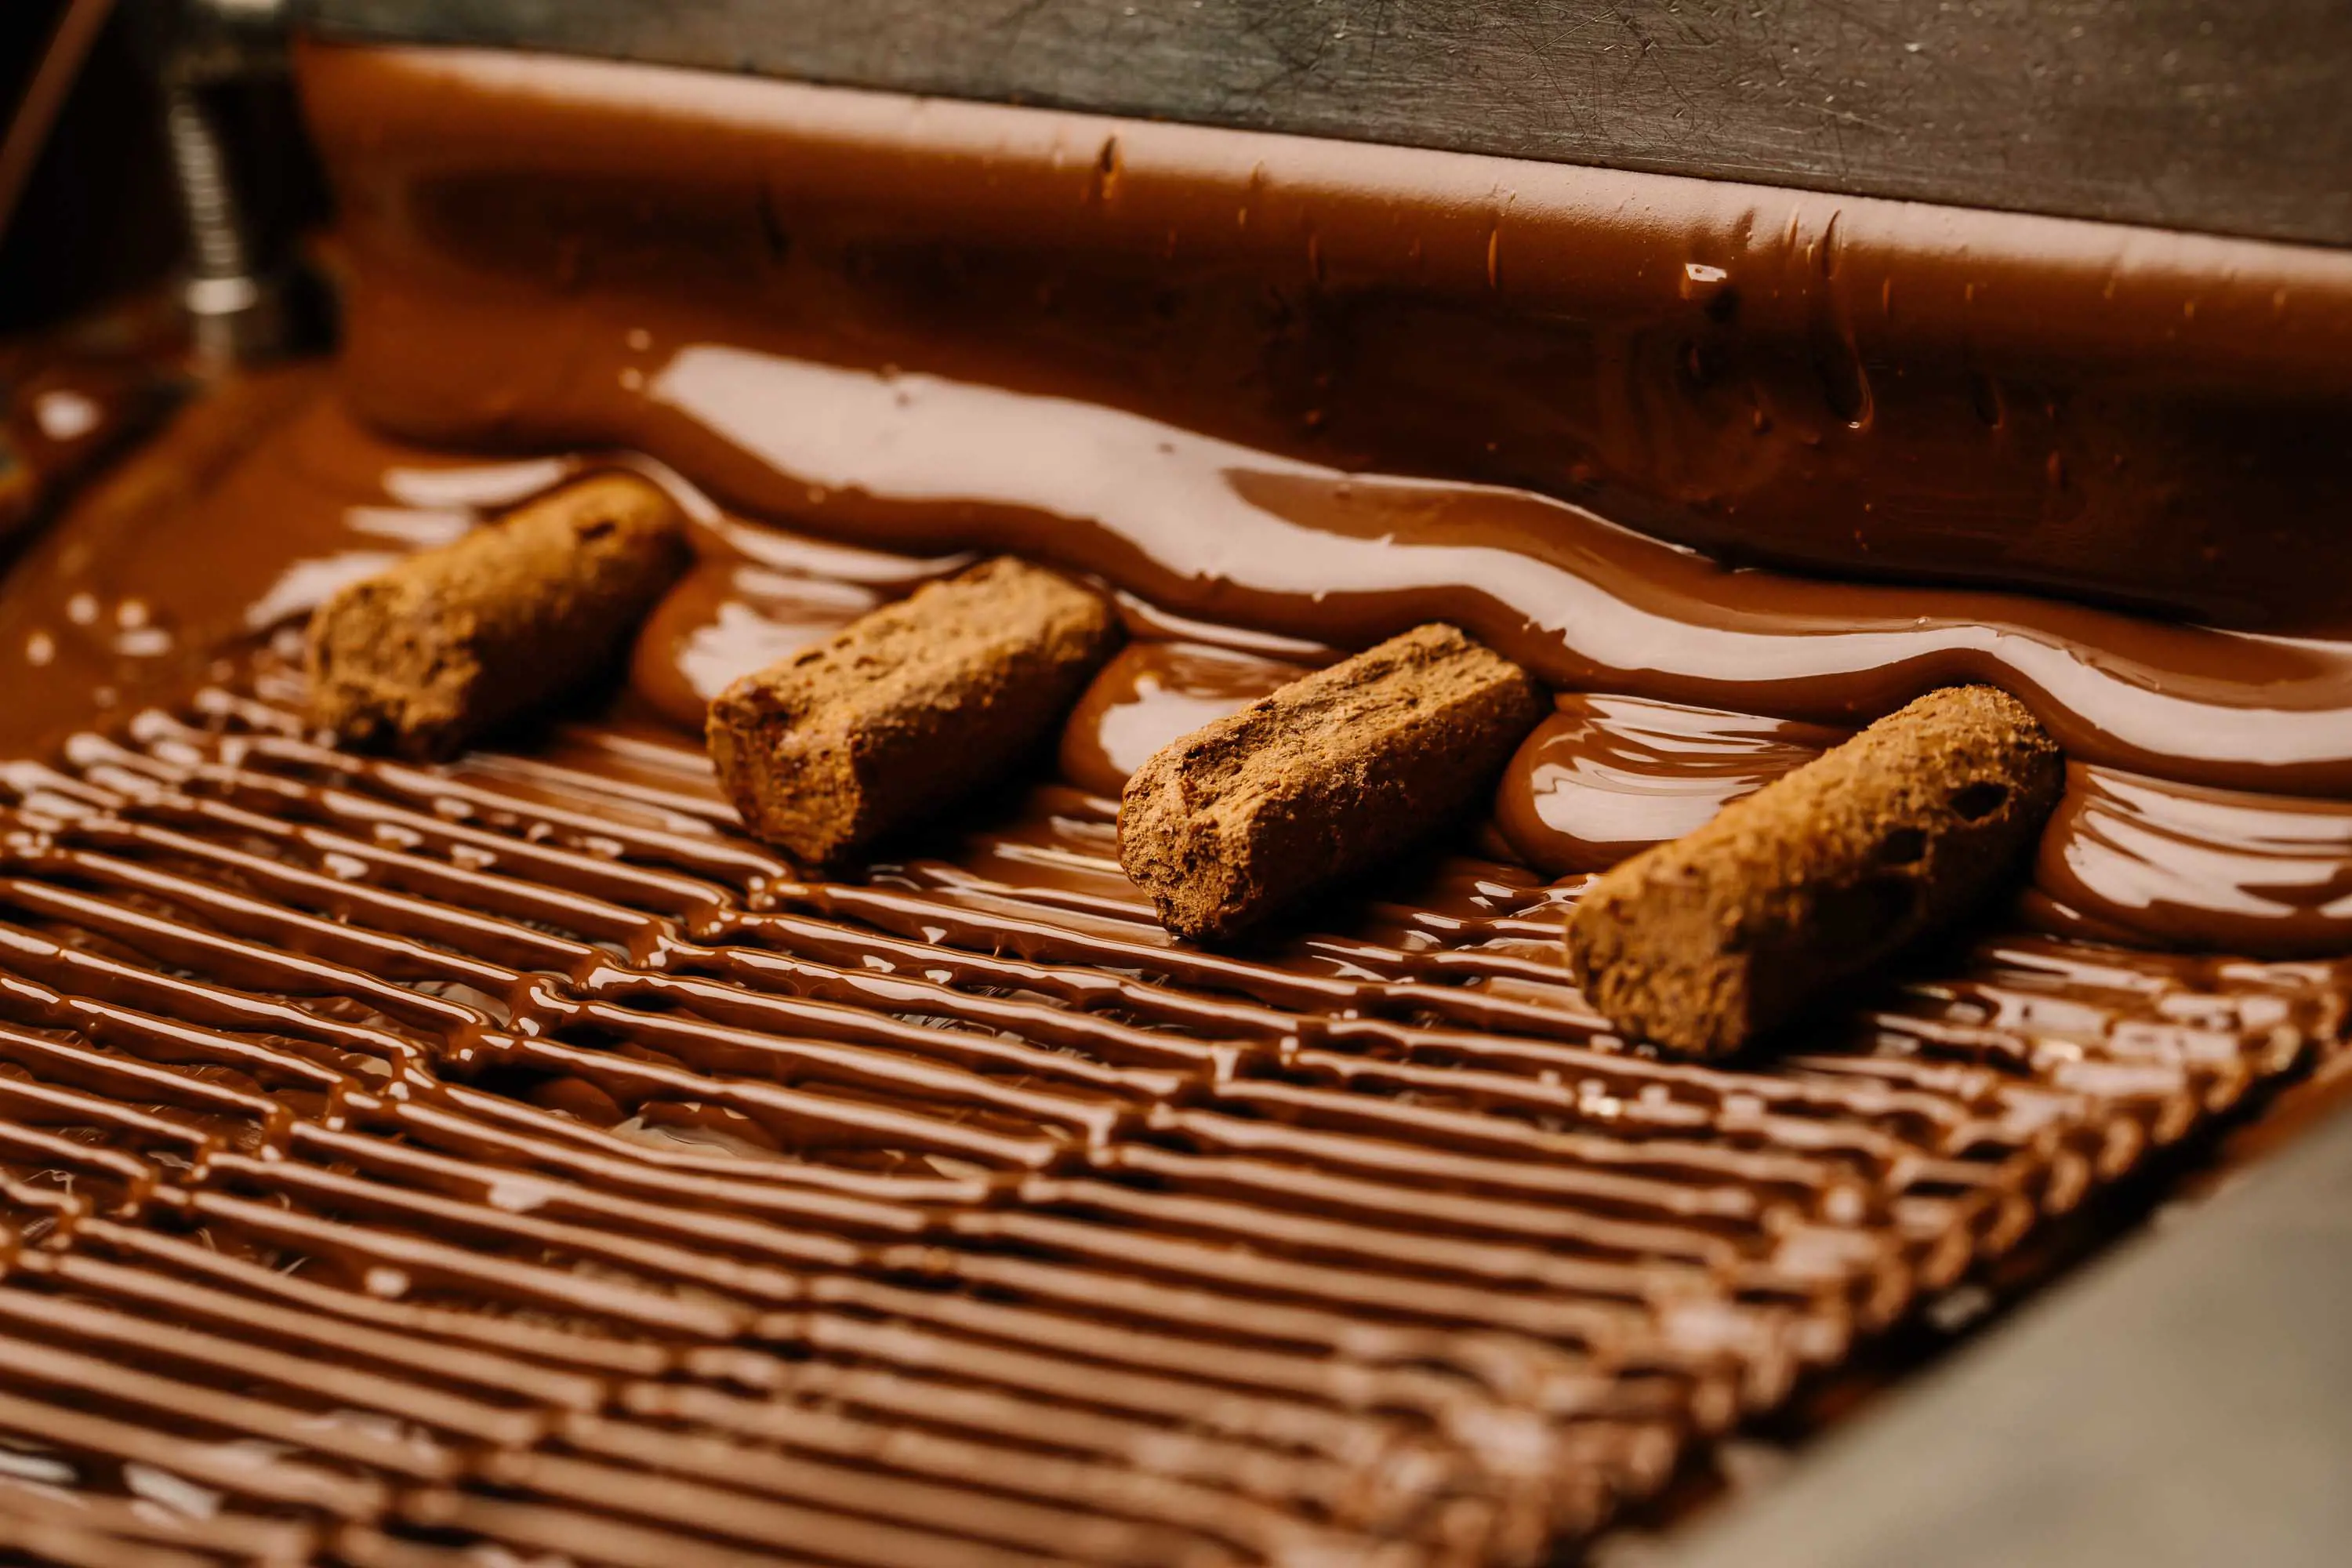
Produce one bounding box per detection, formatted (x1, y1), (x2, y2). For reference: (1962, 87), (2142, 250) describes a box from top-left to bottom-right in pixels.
(304, 42), (2352, 641)
(0, 307), (179, 545)
(1493, 695), (1849, 878)
(0, 41), (2345, 1567)
(267, 45), (2352, 806)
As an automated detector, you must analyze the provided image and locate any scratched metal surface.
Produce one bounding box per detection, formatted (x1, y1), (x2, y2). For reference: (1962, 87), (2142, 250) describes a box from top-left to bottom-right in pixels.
(302, 0), (2352, 249)
(1657, 1085), (2352, 1568)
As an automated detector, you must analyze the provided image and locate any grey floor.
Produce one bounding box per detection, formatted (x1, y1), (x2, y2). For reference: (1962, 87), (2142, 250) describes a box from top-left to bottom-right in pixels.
(1661, 1098), (2352, 1568)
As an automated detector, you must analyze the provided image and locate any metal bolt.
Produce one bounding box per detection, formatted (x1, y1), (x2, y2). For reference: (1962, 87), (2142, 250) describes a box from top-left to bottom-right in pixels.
(160, 0), (295, 367)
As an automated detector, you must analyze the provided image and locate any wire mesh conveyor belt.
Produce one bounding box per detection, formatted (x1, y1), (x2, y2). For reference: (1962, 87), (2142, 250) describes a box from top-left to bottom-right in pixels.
(0, 671), (2339, 1567)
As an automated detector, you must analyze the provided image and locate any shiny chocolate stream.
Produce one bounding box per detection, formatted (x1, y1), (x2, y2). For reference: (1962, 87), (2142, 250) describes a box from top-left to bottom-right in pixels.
(7, 371), (2350, 955)
(286, 45), (2352, 799)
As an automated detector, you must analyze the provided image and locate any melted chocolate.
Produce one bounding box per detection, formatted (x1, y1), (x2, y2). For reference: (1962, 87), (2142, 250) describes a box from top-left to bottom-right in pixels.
(263, 42), (2352, 797)
(2031, 764), (2352, 958)
(24, 383), (2329, 956)
(0, 39), (2345, 1568)
(1058, 641), (1312, 799)
(612, 349), (2352, 798)
(1494, 695), (1849, 877)
(301, 41), (2352, 641)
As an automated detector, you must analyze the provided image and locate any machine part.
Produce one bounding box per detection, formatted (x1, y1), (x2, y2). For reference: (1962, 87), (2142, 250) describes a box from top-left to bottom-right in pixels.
(303, 0), (2352, 249)
(0, 0), (118, 247)
(160, 74), (289, 366)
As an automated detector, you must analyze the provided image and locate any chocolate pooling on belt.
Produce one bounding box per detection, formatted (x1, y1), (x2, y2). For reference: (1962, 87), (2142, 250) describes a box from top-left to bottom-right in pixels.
(2, 35), (2350, 1568)
(1567, 684), (2065, 1056)
(708, 556), (1120, 863)
(1119, 623), (1544, 940)
(307, 472), (688, 759)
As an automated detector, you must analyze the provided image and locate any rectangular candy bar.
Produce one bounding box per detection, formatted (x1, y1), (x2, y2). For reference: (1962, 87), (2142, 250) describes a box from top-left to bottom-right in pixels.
(1566, 684), (2065, 1056)
(1118, 622), (1544, 941)
(306, 471), (689, 760)
(706, 556), (1120, 864)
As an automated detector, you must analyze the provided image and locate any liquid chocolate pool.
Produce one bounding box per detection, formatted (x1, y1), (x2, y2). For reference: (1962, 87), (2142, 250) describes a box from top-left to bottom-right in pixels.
(0, 40), (2345, 1568)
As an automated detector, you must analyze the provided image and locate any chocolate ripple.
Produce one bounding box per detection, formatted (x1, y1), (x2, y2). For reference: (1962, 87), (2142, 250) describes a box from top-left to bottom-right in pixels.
(2031, 763), (2352, 957)
(596, 343), (2352, 796)
(1492, 695), (1849, 877)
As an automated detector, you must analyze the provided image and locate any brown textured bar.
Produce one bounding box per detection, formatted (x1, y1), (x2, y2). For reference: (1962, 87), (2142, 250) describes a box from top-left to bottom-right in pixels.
(1120, 623), (1544, 940)
(706, 556), (1120, 864)
(1567, 685), (2064, 1056)
(306, 472), (688, 760)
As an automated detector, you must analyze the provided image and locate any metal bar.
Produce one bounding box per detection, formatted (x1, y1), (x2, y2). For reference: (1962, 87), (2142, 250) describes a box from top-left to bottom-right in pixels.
(300, 0), (2352, 249)
(0, 0), (117, 246)
(1660, 1096), (2352, 1568)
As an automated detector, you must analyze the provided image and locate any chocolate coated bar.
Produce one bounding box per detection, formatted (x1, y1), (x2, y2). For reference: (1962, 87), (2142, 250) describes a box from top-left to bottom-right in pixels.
(1566, 684), (2063, 1056)
(707, 557), (1119, 864)
(306, 472), (689, 760)
(1119, 622), (1543, 940)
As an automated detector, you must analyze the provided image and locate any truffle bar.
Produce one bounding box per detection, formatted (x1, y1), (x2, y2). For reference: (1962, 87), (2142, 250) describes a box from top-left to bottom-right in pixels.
(707, 557), (1120, 864)
(1120, 622), (1544, 941)
(1566, 684), (2063, 1057)
(307, 472), (688, 759)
